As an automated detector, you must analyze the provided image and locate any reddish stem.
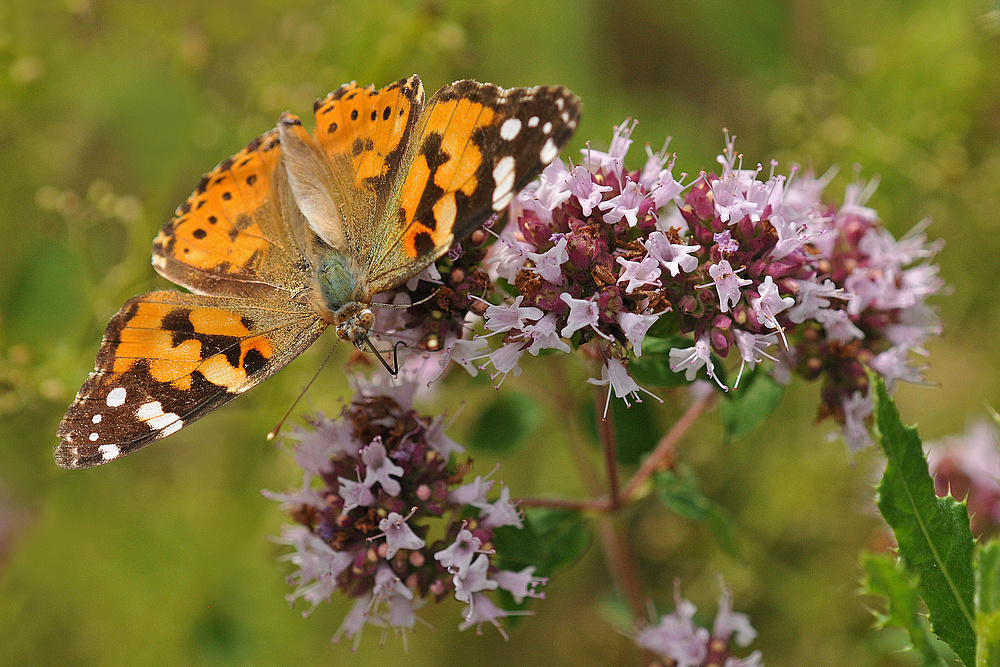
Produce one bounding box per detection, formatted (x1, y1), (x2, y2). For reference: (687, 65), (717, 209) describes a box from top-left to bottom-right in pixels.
(622, 391), (717, 502)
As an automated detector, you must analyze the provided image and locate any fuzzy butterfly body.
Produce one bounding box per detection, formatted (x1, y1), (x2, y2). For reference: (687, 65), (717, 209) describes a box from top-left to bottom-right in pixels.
(56, 75), (581, 469)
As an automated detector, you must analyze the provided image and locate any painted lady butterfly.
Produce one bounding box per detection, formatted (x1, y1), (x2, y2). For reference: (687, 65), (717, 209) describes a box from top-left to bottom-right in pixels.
(55, 75), (581, 469)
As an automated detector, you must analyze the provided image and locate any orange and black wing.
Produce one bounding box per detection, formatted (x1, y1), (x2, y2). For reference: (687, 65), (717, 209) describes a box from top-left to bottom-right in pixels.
(55, 291), (326, 469)
(366, 80), (582, 292)
(151, 130), (311, 300)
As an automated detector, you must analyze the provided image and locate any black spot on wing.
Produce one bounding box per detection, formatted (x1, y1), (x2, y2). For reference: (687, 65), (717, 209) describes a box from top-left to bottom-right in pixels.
(243, 348), (267, 376)
(413, 231), (434, 256)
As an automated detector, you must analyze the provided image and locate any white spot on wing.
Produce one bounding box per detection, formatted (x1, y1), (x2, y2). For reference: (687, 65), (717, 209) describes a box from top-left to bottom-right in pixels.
(148, 412), (180, 431)
(556, 97), (565, 110)
(99, 444), (121, 461)
(500, 118), (522, 141)
(542, 121), (552, 135)
(527, 115), (539, 127)
(89, 432), (99, 442)
(161, 420), (183, 437)
(491, 156), (517, 211)
(136, 401), (164, 420)
(106, 387), (127, 407)
(540, 138), (559, 165)
(92, 414), (102, 424)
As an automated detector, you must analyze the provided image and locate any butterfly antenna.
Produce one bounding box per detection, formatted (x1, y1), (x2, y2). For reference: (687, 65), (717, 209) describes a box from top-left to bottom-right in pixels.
(266, 340), (339, 441)
(364, 335), (407, 376)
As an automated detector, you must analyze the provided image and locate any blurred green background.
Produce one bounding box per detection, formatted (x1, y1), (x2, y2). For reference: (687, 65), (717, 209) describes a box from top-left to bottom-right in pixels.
(1, 0), (998, 664)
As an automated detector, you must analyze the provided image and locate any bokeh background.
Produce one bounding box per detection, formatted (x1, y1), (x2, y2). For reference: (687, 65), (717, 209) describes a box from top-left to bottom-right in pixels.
(1, 0), (998, 665)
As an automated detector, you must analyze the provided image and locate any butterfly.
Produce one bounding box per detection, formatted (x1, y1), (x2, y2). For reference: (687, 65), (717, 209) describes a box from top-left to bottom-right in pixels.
(55, 75), (581, 469)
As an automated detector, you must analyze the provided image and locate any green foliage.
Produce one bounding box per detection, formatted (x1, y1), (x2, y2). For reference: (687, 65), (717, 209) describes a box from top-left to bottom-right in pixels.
(654, 467), (738, 556)
(493, 508), (592, 577)
(721, 368), (785, 439)
(861, 552), (951, 666)
(468, 392), (543, 452)
(873, 376), (976, 666)
(976, 540), (1000, 667)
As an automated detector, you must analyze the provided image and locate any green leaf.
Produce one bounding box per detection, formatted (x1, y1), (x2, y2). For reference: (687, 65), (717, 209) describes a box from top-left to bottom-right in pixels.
(861, 552), (950, 666)
(721, 368), (785, 439)
(976, 539), (1000, 667)
(654, 467), (738, 557)
(873, 375), (977, 666)
(468, 392), (543, 452)
(492, 508), (591, 576)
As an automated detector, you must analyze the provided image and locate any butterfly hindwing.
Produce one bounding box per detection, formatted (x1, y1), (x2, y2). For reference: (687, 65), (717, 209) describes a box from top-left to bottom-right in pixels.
(365, 80), (582, 292)
(55, 291), (326, 469)
(152, 130), (310, 300)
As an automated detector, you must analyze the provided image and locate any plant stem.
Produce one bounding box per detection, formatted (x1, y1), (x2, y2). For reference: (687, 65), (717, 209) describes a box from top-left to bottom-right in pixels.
(594, 383), (623, 510)
(622, 391), (717, 502)
(596, 517), (647, 625)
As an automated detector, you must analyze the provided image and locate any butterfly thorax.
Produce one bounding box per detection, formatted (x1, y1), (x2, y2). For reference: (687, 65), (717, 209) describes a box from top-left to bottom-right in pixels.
(314, 250), (374, 348)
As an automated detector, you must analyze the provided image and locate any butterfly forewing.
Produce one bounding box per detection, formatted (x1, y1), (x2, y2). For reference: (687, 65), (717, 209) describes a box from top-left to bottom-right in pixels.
(365, 80), (582, 293)
(56, 291), (326, 469)
(151, 130), (310, 300)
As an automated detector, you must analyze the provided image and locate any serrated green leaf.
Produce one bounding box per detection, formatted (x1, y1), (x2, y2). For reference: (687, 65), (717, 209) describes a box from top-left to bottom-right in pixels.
(861, 552), (950, 666)
(976, 540), (1000, 667)
(873, 375), (976, 666)
(654, 467), (738, 557)
(721, 368), (785, 439)
(468, 392), (543, 452)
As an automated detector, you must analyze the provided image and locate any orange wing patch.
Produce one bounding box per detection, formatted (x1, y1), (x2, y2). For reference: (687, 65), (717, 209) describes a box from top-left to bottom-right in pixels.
(313, 75), (423, 192)
(397, 97), (495, 257)
(100, 293), (275, 393)
(153, 130), (283, 278)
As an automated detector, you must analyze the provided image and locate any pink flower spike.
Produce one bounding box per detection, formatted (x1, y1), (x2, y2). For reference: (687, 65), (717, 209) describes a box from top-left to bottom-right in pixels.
(480, 343), (526, 386)
(559, 293), (611, 339)
(732, 330), (779, 389)
(669, 337), (728, 390)
(841, 389), (874, 451)
(524, 312), (572, 355)
(482, 295), (544, 334)
(494, 566), (547, 604)
(360, 437), (404, 496)
(458, 593), (534, 638)
(527, 236), (569, 283)
(567, 164), (612, 216)
(581, 118), (637, 179)
(439, 337), (490, 378)
(751, 276), (794, 346)
(707, 260), (751, 312)
(587, 358), (663, 418)
(338, 474), (376, 515)
(479, 483), (523, 529)
(374, 509), (426, 559)
(616, 255), (662, 294)
(599, 179), (647, 227)
(617, 311), (662, 357)
(433, 527), (484, 577)
(453, 553), (499, 604)
(424, 413), (465, 458)
(449, 464), (500, 507)
(641, 231), (699, 276)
